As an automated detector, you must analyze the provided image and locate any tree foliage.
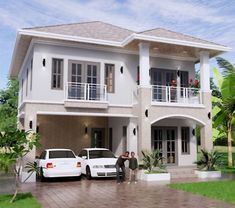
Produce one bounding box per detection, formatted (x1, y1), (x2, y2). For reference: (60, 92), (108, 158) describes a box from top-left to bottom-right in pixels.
(0, 79), (19, 131)
(0, 129), (40, 203)
(212, 58), (235, 167)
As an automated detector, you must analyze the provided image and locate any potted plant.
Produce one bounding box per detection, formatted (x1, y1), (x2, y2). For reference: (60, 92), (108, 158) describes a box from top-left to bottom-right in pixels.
(140, 149), (170, 181)
(195, 149), (222, 178)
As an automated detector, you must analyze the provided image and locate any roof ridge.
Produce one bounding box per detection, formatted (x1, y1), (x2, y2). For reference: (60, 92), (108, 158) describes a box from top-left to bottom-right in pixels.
(23, 21), (101, 30)
(23, 21), (136, 33)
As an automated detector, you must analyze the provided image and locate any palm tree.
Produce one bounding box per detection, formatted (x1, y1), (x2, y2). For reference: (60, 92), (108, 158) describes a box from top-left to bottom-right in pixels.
(212, 57), (235, 167)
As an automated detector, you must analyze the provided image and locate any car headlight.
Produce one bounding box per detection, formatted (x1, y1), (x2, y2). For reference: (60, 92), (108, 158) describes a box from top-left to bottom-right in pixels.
(93, 165), (104, 168)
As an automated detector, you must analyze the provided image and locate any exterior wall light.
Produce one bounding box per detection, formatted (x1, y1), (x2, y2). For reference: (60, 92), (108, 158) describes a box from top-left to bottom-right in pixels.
(133, 128), (136, 135)
(42, 58), (46, 67)
(145, 109), (148, 117)
(120, 66), (123, 74)
(192, 129), (195, 136)
(29, 120), (33, 129)
(208, 112), (211, 119)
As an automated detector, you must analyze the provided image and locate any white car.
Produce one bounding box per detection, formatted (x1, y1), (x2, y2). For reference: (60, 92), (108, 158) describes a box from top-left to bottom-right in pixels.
(36, 148), (82, 181)
(78, 148), (119, 179)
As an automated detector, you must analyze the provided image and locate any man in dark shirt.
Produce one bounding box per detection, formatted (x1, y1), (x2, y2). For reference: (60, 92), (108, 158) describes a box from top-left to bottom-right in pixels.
(115, 151), (129, 184)
(128, 152), (138, 184)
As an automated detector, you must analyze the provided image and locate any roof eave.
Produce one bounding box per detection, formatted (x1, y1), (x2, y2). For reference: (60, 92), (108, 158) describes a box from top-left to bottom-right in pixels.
(8, 32), (21, 78)
(124, 33), (231, 52)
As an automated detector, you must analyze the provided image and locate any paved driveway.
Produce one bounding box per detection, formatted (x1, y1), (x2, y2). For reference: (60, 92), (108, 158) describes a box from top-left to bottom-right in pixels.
(20, 177), (235, 208)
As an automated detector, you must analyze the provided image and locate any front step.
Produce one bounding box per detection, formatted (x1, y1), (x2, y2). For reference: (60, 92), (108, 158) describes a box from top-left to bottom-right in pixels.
(166, 166), (197, 179)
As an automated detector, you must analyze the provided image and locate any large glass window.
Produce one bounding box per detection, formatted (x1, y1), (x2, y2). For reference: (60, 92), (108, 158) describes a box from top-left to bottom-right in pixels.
(105, 64), (115, 93)
(51, 58), (63, 89)
(181, 127), (190, 154)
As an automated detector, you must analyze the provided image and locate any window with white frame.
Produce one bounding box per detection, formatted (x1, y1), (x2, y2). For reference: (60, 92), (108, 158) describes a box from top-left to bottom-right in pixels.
(104, 64), (115, 93)
(51, 58), (64, 89)
(181, 127), (190, 154)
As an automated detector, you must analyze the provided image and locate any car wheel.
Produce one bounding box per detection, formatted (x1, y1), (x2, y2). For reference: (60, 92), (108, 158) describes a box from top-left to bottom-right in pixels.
(40, 168), (46, 182)
(86, 166), (92, 180)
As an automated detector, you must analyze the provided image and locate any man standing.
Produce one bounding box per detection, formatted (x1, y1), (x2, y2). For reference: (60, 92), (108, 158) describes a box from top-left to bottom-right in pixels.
(115, 151), (129, 184)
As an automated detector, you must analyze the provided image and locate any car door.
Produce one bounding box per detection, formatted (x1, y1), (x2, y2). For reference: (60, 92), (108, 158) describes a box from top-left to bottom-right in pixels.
(78, 150), (88, 174)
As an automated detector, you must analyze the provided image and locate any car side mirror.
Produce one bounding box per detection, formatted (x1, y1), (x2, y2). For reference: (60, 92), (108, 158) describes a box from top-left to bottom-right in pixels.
(82, 156), (87, 159)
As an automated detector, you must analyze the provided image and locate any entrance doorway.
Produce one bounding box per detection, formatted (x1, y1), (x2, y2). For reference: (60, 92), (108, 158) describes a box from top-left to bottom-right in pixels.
(152, 127), (177, 164)
(91, 128), (105, 148)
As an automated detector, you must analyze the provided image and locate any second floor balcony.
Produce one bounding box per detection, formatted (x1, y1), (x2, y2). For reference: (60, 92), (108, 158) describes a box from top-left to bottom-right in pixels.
(65, 82), (107, 102)
(152, 85), (202, 105)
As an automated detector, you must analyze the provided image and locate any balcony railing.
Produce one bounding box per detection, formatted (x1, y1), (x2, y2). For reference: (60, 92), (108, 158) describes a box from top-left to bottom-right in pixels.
(65, 82), (107, 102)
(152, 85), (202, 104)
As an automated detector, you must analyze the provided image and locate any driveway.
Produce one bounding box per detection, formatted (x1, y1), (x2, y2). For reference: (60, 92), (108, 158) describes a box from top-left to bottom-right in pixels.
(20, 177), (235, 208)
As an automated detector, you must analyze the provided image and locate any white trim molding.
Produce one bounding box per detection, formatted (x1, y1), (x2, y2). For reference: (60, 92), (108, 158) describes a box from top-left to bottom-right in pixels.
(37, 111), (137, 118)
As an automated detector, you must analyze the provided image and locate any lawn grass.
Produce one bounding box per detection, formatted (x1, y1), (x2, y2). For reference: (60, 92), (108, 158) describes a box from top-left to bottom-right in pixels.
(0, 193), (41, 208)
(169, 180), (235, 204)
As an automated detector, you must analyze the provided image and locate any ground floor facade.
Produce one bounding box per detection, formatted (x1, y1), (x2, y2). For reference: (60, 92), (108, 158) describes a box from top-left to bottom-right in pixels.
(18, 90), (213, 182)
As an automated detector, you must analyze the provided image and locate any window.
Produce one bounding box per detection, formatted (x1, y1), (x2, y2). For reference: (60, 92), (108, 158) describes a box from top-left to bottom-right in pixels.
(30, 59), (33, 90)
(123, 126), (127, 152)
(109, 128), (113, 151)
(180, 71), (189, 88)
(105, 64), (115, 93)
(21, 79), (24, 102)
(26, 68), (29, 96)
(78, 150), (87, 158)
(51, 58), (63, 89)
(49, 150), (75, 159)
(181, 127), (190, 154)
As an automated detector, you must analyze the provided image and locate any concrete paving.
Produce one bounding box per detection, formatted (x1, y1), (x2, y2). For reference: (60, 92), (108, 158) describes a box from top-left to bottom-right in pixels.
(18, 176), (235, 208)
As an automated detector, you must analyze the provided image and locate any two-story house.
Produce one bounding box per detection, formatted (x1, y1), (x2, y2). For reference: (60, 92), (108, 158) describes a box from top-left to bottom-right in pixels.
(9, 21), (230, 181)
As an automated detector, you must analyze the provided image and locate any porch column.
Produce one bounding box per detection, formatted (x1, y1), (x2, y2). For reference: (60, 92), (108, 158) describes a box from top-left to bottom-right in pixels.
(127, 118), (138, 156)
(199, 51), (213, 151)
(21, 110), (37, 182)
(139, 42), (150, 87)
(200, 92), (213, 151)
(200, 51), (210, 92)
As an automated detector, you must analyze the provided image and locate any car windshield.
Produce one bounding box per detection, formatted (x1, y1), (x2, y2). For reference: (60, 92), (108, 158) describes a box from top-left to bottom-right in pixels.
(89, 150), (115, 159)
(49, 150), (75, 159)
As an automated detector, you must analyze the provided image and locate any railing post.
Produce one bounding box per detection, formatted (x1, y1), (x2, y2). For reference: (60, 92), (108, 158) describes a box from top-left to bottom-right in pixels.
(165, 86), (168, 102)
(104, 85), (107, 101)
(183, 87), (186, 103)
(65, 83), (67, 100)
(84, 83), (87, 100)
(168, 86), (171, 102)
(185, 88), (189, 103)
(199, 90), (202, 104)
(87, 84), (89, 101)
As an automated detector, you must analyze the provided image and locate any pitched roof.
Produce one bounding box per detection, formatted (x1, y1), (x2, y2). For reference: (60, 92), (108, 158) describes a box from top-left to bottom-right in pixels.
(24, 21), (134, 42)
(138, 28), (225, 47)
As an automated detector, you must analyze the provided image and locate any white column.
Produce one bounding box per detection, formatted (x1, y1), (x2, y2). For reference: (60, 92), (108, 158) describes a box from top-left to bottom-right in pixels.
(200, 51), (210, 92)
(127, 118), (138, 156)
(139, 42), (150, 87)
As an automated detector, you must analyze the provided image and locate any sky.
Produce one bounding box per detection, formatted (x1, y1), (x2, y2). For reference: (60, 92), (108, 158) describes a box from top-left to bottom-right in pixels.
(0, 0), (234, 89)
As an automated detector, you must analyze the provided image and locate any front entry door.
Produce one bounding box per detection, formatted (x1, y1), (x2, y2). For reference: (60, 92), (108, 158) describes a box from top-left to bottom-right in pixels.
(91, 128), (105, 148)
(153, 127), (177, 164)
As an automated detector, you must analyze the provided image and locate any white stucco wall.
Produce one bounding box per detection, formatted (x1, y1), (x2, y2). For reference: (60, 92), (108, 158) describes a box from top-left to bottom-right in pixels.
(108, 117), (129, 156)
